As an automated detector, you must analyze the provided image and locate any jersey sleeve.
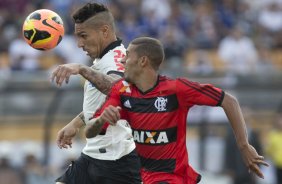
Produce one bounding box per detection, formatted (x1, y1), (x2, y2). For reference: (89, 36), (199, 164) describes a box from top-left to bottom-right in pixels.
(93, 81), (122, 131)
(176, 78), (225, 107)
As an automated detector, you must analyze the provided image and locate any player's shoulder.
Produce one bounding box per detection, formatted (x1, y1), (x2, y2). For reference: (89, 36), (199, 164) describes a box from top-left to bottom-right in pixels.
(175, 76), (194, 85)
(158, 75), (179, 86)
(159, 75), (175, 82)
(159, 76), (195, 91)
(111, 79), (132, 94)
(111, 78), (127, 87)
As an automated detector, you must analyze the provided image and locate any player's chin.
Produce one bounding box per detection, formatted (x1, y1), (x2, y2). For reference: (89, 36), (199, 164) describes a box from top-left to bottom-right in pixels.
(88, 52), (98, 59)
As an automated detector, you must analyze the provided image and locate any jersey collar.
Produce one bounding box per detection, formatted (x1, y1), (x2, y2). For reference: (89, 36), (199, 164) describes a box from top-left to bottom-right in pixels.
(99, 38), (122, 58)
(136, 75), (160, 95)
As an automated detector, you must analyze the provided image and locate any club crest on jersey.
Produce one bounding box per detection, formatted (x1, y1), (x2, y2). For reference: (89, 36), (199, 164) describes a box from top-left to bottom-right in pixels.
(119, 80), (131, 93)
(154, 97), (168, 111)
(133, 130), (169, 144)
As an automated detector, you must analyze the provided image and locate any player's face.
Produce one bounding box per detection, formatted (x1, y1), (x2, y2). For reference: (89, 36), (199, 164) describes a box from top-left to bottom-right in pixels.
(122, 44), (141, 83)
(74, 23), (104, 59)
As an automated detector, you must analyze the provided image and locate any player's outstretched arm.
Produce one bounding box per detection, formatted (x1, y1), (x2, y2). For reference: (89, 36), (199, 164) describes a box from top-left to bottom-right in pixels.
(85, 105), (121, 138)
(79, 65), (121, 94)
(57, 112), (85, 149)
(51, 63), (81, 86)
(51, 63), (120, 94)
(221, 93), (269, 178)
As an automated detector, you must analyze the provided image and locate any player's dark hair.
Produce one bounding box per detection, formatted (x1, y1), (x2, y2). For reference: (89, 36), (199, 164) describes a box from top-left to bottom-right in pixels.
(72, 3), (115, 30)
(130, 37), (165, 70)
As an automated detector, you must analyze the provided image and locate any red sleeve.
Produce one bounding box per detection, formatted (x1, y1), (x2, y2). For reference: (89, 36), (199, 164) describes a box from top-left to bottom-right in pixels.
(176, 78), (225, 108)
(93, 82), (122, 131)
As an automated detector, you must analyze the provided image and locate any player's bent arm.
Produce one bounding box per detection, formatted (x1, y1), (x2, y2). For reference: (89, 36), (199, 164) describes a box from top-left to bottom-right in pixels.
(85, 117), (105, 138)
(85, 105), (121, 138)
(57, 112), (85, 148)
(71, 111), (86, 128)
(79, 65), (122, 95)
(221, 92), (269, 178)
(221, 93), (249, 149)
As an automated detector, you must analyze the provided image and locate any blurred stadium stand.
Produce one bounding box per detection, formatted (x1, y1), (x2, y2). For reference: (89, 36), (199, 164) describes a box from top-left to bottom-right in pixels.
(0, 0), (282, 184)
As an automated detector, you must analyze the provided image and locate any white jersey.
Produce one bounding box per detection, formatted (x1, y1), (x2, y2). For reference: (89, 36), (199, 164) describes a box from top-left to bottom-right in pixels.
(82, 42), (135, 160)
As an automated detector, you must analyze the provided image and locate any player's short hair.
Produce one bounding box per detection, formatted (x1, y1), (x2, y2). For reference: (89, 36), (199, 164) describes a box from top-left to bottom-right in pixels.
(72, 3), (115, 30)
(130, 37), (165, 70)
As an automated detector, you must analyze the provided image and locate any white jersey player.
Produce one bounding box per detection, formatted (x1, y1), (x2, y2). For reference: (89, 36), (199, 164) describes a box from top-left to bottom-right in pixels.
(51, 3), (141, 184)
(82, 42), (135, 160)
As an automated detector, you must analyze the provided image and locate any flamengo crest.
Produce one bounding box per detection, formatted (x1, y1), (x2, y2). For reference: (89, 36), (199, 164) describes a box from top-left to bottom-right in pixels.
(154, 97), (168, 112)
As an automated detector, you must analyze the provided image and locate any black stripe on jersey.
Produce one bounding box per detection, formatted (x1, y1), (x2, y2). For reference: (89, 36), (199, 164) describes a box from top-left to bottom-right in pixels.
(120, 94), (178, 113)
(139, 156), (176, 173)
(204, 85), (221, 98)
(216, 91), (225, 106)
(132, 127), (177, 145)
(179, 79), (221, 102)
(106, 70), (124, 77)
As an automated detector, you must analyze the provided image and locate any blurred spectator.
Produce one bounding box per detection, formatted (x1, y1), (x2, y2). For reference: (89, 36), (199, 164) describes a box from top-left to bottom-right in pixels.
(118, 10), (145, 46)
(168, 1), (192, 35)
(224, 107), (262, 184)
(215, 0), (237, 37)
(8, 33), (42, 71)
(236, 1), (257, 35)
(0, 52), (11, 88)
(191, 1), (218, 48)
(0, 0), (29, 14)
(0, 157), (23, 184)
(257, 1), (282, 47)
(218, 26), (258, 75)
(22, 154), (54, 184)
(141, 0), (171, 22)
(160, 25), (187, 60)
(255, 45), (276, 74)
(266, 109), (282, 184)
(54, 35), (89, 65)
(186, 49), (214, 75)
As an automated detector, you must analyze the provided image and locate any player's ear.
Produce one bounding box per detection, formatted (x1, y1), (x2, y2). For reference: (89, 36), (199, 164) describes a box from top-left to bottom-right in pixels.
(101, 24), (109, 37)
(139, 56), (148, 67)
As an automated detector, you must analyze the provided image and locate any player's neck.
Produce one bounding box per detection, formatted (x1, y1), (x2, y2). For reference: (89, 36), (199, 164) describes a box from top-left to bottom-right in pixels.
(102, 35), (117, 51)
(135, 72), (158, 93)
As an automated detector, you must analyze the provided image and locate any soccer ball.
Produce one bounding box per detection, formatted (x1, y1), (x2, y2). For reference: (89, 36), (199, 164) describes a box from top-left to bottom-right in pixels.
(22, 9), (64, 50)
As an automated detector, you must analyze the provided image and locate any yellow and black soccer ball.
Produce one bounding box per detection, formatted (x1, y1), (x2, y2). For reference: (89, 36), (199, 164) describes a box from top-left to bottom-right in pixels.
(22, 9), (64, 50)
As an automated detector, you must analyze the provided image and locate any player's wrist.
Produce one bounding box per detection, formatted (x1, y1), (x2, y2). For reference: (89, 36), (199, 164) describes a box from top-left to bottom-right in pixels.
(77, 113), (86, 125)
(238, 142), (250, 151)
(78, 64), (87, 75)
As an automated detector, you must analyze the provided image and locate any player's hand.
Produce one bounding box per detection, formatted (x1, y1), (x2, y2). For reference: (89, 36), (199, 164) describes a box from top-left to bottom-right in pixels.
(56, 124), (79, 149)
(100, 105), (121, 125)
(50, 63), (81, 86)
(240, 144), (269, 179)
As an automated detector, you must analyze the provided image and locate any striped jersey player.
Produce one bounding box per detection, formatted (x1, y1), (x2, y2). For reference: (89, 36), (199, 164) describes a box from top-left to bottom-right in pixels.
(86, 37), (268, 184)
(93, 75), (224, 183)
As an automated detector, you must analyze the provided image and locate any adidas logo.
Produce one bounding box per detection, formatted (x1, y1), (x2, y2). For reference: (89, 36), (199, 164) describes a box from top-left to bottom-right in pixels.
(124, 100), (132, 108)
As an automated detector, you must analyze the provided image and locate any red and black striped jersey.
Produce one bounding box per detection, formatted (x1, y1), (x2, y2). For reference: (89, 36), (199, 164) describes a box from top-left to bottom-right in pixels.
(94, 75), (224, 184)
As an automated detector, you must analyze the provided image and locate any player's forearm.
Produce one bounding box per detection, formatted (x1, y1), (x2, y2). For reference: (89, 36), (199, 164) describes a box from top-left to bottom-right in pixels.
(79, 65), (115, 95)
(85, 117), (105, 138)
(68, 112), (85, 129)
(221, 93), (249, 149)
